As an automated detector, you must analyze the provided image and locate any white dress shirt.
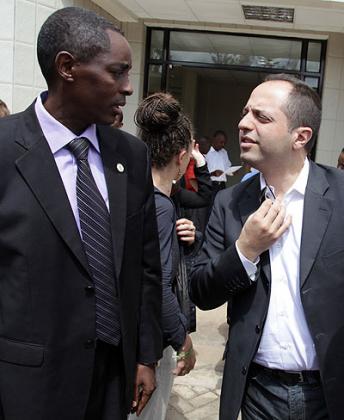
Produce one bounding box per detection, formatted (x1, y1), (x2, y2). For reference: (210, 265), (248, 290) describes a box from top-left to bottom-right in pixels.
(238, 159), (319, 371)
(205, 147), (231, 182)
(35, 93), (109, 233)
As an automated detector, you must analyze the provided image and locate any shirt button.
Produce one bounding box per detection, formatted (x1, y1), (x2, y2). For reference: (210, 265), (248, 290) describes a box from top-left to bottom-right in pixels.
(255, 325), (261, 334)
(242, 366), (247, 375)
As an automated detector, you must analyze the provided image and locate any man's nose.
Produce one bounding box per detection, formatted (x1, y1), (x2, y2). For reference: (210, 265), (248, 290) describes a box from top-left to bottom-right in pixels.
(238, 113), (252, 130)
(122, 78), (133, 96)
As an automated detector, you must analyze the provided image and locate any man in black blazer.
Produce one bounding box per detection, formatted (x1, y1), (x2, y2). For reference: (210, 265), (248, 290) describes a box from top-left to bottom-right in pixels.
(0, 7), (162, 420)
(191, 74), (344, 420)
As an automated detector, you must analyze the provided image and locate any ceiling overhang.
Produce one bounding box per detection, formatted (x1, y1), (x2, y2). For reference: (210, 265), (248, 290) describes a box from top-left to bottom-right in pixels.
(91, 0), (344, 33)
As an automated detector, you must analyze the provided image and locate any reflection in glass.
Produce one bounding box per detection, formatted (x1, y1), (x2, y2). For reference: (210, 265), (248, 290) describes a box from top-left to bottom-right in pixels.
(307, 42), (321, 72)
(147, 65), (162, 95)
(169, 32), (301, 70)
(304, 77), (319, 90)
(150, 30), (164, 60)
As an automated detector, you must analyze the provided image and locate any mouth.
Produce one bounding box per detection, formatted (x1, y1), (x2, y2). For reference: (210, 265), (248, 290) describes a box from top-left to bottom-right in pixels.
(240, 135), (257, 152)
(112, 103), (125, 113)
(240, 135), (256, 144)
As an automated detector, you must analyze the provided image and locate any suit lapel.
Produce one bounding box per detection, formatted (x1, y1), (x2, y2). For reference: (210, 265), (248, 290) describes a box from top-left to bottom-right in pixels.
(98, 126), (127, 280)
(238, 177), (271, 284)
(300, 162), (332, 288)
(15, 105), (92, 277)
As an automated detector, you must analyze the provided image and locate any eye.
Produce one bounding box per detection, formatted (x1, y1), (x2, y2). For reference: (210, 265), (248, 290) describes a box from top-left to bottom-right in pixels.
(256, 112), (271, 123)
(111, 70), (124, 78)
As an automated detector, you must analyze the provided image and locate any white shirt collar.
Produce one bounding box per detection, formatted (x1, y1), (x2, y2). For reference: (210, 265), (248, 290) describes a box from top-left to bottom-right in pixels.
(35, 92), (99, 154)
(259, 158), (309, 198)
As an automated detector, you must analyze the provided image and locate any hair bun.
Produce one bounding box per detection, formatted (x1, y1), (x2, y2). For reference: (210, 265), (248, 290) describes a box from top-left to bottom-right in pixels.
(135, 92), (181, 132)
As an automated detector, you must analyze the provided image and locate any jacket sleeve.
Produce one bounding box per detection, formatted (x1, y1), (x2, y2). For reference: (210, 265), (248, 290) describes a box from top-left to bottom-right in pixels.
(189, 191), (252, 311)
(175, 164), (212, 209)
(137, 152), (163, 365)
(155, 194), (187, 351)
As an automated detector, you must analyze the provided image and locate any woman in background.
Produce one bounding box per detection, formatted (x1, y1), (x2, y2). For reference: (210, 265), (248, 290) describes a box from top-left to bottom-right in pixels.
(131, 92), (196, 419)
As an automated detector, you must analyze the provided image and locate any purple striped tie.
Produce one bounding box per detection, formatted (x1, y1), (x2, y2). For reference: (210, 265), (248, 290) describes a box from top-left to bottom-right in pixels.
(68, 137), (120, 346)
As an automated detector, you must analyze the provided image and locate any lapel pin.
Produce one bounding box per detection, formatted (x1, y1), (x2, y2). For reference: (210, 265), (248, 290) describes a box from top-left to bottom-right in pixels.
(116, 163), (125, 173)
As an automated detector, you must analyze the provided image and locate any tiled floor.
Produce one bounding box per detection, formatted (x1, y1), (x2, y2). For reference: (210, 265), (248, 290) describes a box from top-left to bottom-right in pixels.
(166, 305), (228, 420)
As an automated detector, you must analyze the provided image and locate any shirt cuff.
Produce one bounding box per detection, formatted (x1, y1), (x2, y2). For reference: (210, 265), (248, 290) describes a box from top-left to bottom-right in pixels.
(235, 241), (260, 281)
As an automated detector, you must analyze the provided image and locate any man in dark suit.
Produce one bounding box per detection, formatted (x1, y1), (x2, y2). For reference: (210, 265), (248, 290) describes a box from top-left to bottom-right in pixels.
(190, 74), (344, 420)
(0, 7), (162, 420)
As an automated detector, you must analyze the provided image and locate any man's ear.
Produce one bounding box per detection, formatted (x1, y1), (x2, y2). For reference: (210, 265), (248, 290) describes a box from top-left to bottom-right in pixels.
(55, 51), (77, 82)
(293, 127), (313, 150)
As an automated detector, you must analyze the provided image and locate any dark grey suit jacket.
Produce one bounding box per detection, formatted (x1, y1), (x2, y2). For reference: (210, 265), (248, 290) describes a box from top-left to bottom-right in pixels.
(0, 103), (162, 419)
(190, 161), (344, 420)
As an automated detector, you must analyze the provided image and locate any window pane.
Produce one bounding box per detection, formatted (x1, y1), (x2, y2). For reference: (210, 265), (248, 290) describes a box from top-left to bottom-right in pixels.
(147, 65), (162, 95)
(169, 32), (301, 70)
(304, 77), (319, 90)
(307, 42), (322, 72)
(150, 30), (164, 60)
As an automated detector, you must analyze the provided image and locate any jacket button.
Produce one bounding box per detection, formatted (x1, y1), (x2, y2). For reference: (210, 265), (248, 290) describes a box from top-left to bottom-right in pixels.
(85, 285), (95, 295)
(242, 366), (247, 375)
(255, 325), (261, 334)
(84, 339), (95, 349)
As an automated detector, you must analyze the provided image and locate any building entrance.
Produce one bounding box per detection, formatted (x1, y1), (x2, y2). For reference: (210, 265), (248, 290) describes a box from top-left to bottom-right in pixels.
(144, 29), (326, 167)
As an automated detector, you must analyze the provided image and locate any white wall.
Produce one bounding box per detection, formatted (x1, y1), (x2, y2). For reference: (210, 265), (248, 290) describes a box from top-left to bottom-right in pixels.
(120, 21), (145, 135)
(316, 32), (344, 166)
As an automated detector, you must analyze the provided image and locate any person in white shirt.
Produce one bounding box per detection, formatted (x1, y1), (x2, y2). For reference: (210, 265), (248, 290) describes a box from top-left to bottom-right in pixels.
(205, 130), (231, 196)
(190, 74), (344, 419)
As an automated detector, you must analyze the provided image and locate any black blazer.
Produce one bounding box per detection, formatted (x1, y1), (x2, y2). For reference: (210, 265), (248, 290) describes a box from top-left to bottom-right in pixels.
(190, 161), (344, 420)
(0, 103), (162, 419)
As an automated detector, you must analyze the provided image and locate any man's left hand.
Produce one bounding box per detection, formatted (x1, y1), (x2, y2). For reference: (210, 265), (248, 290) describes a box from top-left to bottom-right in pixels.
(131, 363), (156, 416)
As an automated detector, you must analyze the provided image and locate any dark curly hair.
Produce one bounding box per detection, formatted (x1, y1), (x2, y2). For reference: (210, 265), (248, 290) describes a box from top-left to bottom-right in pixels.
(135, 93), (193, 168)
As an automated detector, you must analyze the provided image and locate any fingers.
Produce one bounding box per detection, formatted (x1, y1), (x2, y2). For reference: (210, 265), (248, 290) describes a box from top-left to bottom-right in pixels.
(238, 198), (292, 261)
(262, 200), (291, 236)
(136, 390), (152, 416)
(176, 218), (191, 226)
(173, 359), (194, 376)
(275, 213), (292, 238)
(176, 219), (196, 241)
(135, 380), (156, 416)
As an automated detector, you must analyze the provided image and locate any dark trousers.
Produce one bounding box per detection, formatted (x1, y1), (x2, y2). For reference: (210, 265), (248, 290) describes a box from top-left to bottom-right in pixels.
(85, 341), (127, 420)
(242, 363), (329, 420)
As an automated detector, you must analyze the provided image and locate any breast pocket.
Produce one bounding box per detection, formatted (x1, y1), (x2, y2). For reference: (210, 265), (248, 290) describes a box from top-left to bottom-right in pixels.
(0, 336), (44, 367)
(322, 249), (344, 270)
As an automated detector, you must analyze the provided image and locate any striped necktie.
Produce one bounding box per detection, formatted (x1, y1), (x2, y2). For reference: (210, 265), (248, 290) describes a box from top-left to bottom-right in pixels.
(68, 137), (121, 346)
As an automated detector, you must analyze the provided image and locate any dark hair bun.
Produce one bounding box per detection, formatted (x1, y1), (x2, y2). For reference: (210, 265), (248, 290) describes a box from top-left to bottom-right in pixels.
(135, 92), (181, 132)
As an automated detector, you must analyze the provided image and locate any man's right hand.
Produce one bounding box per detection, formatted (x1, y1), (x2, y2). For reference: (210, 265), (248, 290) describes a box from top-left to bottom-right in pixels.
(237, 198), (292, 262)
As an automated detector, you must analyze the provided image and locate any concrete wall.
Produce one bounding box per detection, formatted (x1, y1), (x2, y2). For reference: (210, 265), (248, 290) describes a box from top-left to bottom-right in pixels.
(317, 32), (344, 166)
(120, 21), (145, 135)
